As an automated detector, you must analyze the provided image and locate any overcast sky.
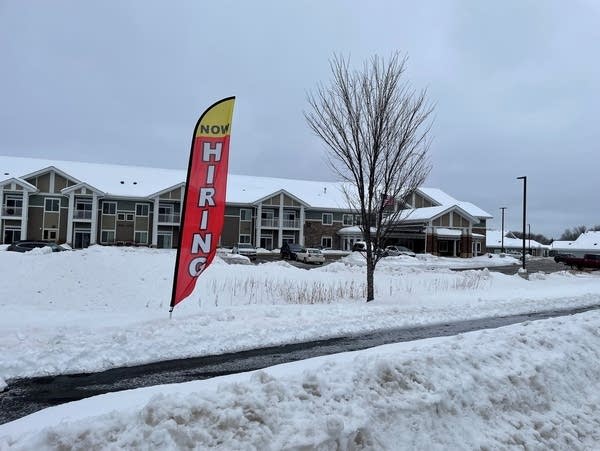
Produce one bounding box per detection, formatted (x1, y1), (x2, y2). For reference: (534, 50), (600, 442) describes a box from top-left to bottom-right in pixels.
(1, 1), (598, 238)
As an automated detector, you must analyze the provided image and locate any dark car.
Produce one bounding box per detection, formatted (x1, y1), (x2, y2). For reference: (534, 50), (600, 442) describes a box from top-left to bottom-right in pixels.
(6, 240), (66, 253)
(553, 253), (575, 264)
(280, 242), (304, 260)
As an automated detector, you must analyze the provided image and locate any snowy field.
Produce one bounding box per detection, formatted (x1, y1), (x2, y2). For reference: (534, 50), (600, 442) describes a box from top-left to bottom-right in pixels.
(1, 246), (600, 448)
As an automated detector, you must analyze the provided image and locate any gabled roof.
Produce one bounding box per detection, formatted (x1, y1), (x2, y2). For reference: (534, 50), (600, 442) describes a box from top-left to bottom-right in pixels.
(417, 187), (492, 219)
(552, 231), (600, 252)
(21, 165), (81, 186)
(0, 177), (38, 192)
(396, 204), (479, 224)
(61, 182), (104, 196)
(486, 230), (548, 249)
(252, 189), (310, 208)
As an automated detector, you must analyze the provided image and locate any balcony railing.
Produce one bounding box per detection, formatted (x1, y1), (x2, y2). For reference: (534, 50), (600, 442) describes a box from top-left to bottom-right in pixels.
(260, 218), (300, 229)
(282, 219), (300, 229)
(261, 218), (278, 228)
(73, 210), (92, 220)
(1, 206), (22, 217)
(158, 213), (181, 224)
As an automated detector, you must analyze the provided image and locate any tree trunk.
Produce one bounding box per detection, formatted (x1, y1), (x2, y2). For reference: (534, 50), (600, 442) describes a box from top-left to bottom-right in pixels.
(366, 256), (375, 302)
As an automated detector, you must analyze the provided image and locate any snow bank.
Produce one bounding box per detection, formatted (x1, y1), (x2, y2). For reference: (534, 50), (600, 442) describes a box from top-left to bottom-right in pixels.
(1, 246), (599, 381)
(2, 311), (600, 450)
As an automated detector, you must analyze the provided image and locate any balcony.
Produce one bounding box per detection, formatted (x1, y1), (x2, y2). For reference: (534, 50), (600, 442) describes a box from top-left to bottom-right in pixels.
(260, 218), (300, 229)
(282, 219), (300, 229)
(1, 206), (22, 217)
(158, 213), (181, 224)
(261, 218), (279, 228)
(73, 210), (92, 220)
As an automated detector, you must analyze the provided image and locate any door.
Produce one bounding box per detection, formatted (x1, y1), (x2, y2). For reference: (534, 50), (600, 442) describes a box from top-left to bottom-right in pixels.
(73, 230), (91, 249)
(260, 234), (273, 250)
(157, 232), (172, 249)
(3, 228), (21, 244)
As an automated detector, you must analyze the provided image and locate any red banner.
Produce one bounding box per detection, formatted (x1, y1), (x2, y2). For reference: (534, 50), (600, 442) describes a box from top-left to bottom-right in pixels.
(170, 97), (235, 310)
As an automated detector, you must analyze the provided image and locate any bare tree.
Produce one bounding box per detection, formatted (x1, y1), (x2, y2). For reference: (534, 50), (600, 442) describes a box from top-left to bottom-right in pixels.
(305, 53), (433, 302)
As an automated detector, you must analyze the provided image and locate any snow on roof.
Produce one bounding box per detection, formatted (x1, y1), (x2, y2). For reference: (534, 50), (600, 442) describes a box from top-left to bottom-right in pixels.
(0, 155), (490, 215)
(486, 230), (547, 249)
(418, 187), (492, 219)
(417, 187), (458, 206)
(436, 228), (463, 237)
(552, 231), (600, 251)
(400, 206), (450, 221)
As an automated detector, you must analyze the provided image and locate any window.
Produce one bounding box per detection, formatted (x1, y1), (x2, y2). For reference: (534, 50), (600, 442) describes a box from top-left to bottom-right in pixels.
(45, 198), (60, 212)
(135, 204), (149, 216)
(75, 200), (92, 211)
(102, 202), (116, 215)
(240, 209), (252, 221)
(118, 212), (134, 221)
(6, 196), (23, 208)
(322, 213), (333, 225)
(342, 214), (353, 226)
(239, 234), (251, 244)
(282, 234), (295, 245)
(321, 236), (332, 248)
(134, 231), (148, 244)
(476, 242), (482, 252)
(438, 241), (448, 252)
(354, 215), (361, 225)
(101, 230), (115, 244)
(43, 229), (58, 240)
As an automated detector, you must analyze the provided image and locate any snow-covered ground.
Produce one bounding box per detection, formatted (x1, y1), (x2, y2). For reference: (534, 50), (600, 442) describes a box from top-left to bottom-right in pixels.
(1, 246), (600, 449)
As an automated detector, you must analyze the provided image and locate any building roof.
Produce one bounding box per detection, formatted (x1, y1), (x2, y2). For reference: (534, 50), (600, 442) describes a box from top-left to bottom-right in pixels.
(0, 155), (491, 215)
(486, 230), (548, 249)
(551, 231), (600, 252)
(417, 187), (492, 219)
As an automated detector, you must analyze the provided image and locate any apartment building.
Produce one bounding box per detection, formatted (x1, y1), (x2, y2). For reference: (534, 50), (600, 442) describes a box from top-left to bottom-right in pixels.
(1, 156), (492, 257)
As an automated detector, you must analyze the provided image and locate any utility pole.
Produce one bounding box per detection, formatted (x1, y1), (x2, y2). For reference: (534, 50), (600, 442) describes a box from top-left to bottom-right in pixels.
(500, 207), (507, 253)
(517, 176), (527, 271)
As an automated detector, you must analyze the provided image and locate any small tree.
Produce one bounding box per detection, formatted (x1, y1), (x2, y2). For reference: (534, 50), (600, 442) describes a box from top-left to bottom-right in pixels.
(305, 53), (433, 302)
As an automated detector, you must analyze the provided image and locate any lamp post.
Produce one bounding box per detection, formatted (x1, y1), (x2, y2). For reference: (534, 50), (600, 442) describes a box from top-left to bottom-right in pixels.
(500, 207), (507, 253)
(528, 223), (531, 255)
(517, 176), (527, 271)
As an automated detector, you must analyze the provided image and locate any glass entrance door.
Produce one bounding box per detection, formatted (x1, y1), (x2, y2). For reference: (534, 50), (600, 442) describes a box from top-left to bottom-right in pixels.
(3, 228), (21, 244)
(73, 230), (91, 249)
(157, 232), (173, 249)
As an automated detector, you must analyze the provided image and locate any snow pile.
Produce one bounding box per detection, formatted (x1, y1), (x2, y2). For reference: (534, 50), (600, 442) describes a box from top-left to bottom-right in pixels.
(1, 246), (600, 383)
(2, 311), (600, 450)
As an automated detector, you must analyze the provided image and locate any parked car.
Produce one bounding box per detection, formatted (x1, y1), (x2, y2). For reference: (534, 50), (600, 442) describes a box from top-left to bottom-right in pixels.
(553, 253), (576, 264)
(280, 242), (304, 260)
(383, 245), (416, 257)
(296, 248), (325, 265)
(6, 240), (66, 253)
(232, 243), (257, 260)
(559, 254), (600, 270)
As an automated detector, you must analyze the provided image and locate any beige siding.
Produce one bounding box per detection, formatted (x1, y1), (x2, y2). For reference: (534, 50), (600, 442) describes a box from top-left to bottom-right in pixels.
(262, 195), (279, 206)
(44, 212), (60, 229)
(159, 187), (183, 200)
(37, 173), (50, 192)
(414, 193), (434, 208)
(54, 174), (69, 191)
(135, 217), (149, 231)
(282, 194), (300, 207)
(102, 215), (116, 230)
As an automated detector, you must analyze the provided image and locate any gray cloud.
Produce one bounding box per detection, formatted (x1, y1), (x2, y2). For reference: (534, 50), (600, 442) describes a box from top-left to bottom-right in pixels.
(1, 0), (598, 238)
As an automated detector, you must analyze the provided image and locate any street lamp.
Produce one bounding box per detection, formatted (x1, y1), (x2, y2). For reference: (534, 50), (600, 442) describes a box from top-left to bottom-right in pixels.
(528, 223), (531, 255)
(517, 176), (527, 271)
(500, 207), (507, 253)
